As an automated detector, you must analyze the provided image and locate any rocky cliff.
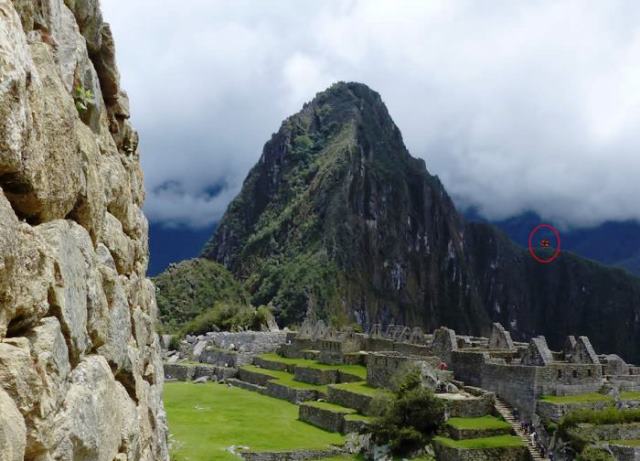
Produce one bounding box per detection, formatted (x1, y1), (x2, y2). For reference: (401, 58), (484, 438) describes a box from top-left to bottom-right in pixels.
(0, 1), (168, 459)
(201, 82), (640, 362)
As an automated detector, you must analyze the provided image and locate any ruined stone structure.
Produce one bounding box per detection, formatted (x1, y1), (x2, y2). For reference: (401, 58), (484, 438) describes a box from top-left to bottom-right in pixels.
(286, 320), (640, 409)
(0, 1), (168, 459)
(164, 317), (640, 460)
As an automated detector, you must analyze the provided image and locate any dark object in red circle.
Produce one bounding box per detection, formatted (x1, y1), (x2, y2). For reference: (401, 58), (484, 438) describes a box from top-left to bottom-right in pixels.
(528, 224), (561, 264)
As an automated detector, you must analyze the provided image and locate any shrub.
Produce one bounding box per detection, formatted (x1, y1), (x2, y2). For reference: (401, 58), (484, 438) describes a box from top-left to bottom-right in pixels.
(577, 445), (615, 461)
(177, 301), (269, 337)
(369, 367), (445, 456)
(558, 407), (640, 453)
(559, 407), (640, 432)
(74, 84), (94, 114)
(168, 335), (181, 351)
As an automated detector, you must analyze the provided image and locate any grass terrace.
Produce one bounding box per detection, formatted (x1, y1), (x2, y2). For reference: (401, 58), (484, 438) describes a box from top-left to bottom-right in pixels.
(259, 353), (367, 379)
(240, 364), (329, 392)
(446, 416), (512, 431)
(164, 382), (344, 461)
(304, 400), (357, 414)
(622, 391), (640, 400)
(344, 414), (374, 423)
(434, 435), (525, 449)
(329, 381), (390, 397)
(540, 392), (612, 404)
(611, 439), (640, 447)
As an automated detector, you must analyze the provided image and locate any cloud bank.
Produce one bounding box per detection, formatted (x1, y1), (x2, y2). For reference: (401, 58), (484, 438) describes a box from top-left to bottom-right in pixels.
(102, 0), (640, 229)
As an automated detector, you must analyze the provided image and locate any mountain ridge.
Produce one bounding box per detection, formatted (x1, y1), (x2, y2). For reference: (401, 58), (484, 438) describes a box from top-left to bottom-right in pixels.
(465, 210), (640, 276)
(172, 81), (640, 361)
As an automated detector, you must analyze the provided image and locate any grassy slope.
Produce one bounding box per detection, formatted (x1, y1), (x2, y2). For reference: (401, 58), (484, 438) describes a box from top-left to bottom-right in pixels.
(164, 382), (344, 461)
(540, 393), (611, 404)
(611, 439), (640, 447)
(240, 365), (328, 392)
(259, 353), (367, 379)
(330, 381), (391, 397)
(446, 416), (511, 430)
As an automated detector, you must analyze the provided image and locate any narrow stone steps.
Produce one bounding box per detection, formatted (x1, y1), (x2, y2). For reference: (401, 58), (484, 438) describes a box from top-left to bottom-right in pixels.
(494, 398), (549, 461)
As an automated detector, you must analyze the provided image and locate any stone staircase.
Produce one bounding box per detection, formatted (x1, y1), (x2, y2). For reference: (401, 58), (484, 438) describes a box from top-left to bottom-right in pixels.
(494, 397), (548, 461)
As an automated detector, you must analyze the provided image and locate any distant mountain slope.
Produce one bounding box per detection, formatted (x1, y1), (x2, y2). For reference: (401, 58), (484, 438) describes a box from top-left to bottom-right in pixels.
(202, 82), (490, 332)
(197, 82), (640, 361)
(466, 210), (640, 276)
(154, 258), (249, 330)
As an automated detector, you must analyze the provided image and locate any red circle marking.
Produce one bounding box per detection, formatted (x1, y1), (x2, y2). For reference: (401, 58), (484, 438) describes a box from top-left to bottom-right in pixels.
(528, 224), (561, 264)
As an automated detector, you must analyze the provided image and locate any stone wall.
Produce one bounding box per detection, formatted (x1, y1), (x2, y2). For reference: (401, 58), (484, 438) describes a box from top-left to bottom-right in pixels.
(200, 348), (242, 367)
(164, 363), (237, 382)
(294, 366), (338, 385)
(263, 382), (319, 403)
(536, 400), (613, 423)
(240, 447), (344, 461)
(610, 444), (640, 461)
(567, 422), (640, 442)
(327, 386), (374, 415)
(0, 1), (168, 459)
(439, 386), (495, 418)
(481, 362), (538, 415)
(366, 351), (439, 389)
(179, 331), (287, 364)
(451, 351), (489, 387)
(434, 443), (529, 461)
(298, 403), (348, 433)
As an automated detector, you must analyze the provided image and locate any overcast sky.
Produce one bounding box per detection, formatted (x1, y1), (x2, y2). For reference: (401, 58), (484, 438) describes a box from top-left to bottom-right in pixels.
(102, 0), (640, 230)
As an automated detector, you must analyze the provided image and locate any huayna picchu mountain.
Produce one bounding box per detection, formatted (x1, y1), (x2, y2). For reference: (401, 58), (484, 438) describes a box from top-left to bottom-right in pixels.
(180, 82), (640, 361)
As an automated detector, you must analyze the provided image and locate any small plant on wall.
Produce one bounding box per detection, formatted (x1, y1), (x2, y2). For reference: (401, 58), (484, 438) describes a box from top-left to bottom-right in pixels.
(74, 84), (94, 114)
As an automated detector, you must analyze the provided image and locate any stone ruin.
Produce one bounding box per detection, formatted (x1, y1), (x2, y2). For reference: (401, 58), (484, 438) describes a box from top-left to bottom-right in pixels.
(164, 317), (640, 435)
(162, 317), (640, 460)
(521, 336), (554, 366)
(275, 319), (640, 417)
(432, 327), (458, 363)
(488, 322), (515, 351)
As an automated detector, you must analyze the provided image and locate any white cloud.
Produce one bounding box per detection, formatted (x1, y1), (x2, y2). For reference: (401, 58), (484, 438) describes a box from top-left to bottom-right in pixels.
(102, 0), (640, 229)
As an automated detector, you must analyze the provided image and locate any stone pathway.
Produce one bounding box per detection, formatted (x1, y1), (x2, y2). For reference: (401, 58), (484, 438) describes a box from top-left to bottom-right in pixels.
(494, 397), (549, 461)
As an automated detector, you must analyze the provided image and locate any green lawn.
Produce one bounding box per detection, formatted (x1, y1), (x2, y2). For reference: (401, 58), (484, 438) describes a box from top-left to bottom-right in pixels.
(434, 435), (525, 449)
(164, 382), (344, 461)
(446, 416), (511, 430)
(540, 393), (611, 404)
(621, 391), (640, 401)
(611, 439), (640, 447)
(240, 365), (328, 392)
(259, 353), (367, 379)
(329, 381), (390, 397)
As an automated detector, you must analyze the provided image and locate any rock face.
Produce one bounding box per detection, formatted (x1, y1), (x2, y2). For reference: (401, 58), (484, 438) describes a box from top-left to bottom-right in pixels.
(0, 1), (168, 459)
(202, 82), (640, 363)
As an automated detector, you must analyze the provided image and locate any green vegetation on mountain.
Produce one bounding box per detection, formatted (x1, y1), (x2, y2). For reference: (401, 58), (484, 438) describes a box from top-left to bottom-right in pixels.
(203, 82), (490, 331)
(153, 258), (250, 331)
(177, 302), (273, 337)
